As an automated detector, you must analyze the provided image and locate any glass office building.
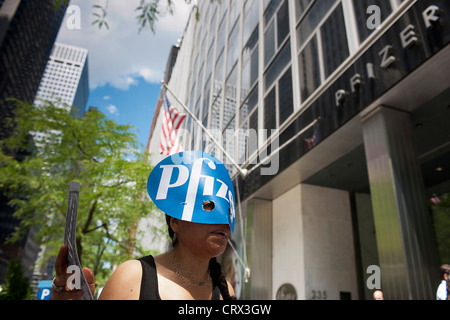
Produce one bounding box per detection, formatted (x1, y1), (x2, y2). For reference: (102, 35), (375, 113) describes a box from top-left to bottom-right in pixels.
(148, 0), (450, 299)
(34, 43), (89, 118)
(0, 0), (68, 284)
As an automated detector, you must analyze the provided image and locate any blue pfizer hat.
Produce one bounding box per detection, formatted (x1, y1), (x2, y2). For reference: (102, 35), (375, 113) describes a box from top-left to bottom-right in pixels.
(147, 151), (236, 232)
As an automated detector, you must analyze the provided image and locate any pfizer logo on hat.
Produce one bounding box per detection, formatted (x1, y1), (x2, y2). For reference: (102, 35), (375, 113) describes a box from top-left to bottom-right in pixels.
(147, 151), (236, 232)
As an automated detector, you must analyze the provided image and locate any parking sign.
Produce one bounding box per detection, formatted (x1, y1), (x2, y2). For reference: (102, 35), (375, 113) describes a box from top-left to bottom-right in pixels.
(37, 280), (53, 300)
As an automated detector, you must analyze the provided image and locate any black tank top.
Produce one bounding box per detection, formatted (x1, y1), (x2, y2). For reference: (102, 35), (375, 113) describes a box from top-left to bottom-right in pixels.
(138, 255), (221, 300)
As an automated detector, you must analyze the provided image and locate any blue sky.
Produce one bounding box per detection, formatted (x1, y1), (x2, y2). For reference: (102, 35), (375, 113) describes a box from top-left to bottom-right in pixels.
(56, 0), (192, 153)
(87, 79), (161, 152)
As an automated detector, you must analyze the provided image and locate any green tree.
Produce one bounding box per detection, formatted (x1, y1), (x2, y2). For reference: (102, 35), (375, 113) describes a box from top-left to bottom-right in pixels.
(0, 99), (160, 287)
(431, 193), (450, 265)
(0, 260), (32, 300)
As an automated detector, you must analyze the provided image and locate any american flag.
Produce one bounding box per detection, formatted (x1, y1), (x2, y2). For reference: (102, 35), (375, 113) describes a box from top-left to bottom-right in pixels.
(304, 124), (321, 151)
(160, 91), (186, 156)
(429, 195), (442, 205)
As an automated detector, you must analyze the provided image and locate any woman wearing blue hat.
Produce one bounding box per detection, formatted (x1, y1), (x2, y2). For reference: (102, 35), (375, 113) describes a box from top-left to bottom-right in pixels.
(52, 151), (236, 300)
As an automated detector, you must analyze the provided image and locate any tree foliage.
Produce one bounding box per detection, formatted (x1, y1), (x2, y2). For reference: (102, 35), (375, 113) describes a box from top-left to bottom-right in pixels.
(431, 193), (450, 265)
(87, 0), (212, 33)
(0, 260), (32, 300)
(0, 99), (160, 286)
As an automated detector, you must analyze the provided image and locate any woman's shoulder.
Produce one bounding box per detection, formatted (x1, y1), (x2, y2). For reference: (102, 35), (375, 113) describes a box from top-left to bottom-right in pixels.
(98, 259), (143, 300)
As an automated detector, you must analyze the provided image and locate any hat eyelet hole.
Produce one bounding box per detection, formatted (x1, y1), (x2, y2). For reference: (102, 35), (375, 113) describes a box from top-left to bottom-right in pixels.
(202, 200), (215, 211)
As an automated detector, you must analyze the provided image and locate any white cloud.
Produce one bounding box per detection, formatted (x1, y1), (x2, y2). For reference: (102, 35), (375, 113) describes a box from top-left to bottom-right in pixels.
(138, 68), (159, 83)
(106, 104), (119, 115)
(103, 96), (111, 100)
(56, 0), (192, 90)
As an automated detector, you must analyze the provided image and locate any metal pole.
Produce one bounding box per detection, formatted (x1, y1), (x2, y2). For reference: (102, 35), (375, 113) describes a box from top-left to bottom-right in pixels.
(163, 82), (248, 178)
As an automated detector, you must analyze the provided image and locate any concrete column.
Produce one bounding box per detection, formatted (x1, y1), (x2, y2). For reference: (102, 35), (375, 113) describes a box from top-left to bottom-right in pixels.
(361, 106), (438, 299)
(273, 184), (358, 300)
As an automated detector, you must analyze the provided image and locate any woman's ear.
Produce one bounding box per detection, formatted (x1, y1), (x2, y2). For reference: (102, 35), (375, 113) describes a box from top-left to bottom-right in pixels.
(169, 217), (180, 233)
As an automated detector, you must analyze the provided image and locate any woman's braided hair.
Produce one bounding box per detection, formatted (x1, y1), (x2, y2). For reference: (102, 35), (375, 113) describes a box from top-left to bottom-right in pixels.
(165, 214), (236, 300)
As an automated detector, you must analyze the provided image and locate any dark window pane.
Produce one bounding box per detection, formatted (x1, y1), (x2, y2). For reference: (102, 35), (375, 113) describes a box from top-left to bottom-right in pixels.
(320, 3), (349, 77)
(227, 22), (240, 76)
(277, 0), (290, 47)
(249, 111), (259, 156)
(296, 0), (337, 45)
(250, 46), (259, 85)
(295, 0), (313, 21)
(278, 67), (293, 125)
(223, 66), (237, 128)
(299, 36), (320, 101)
(264, 20), (276, 66)
(264, 0), (282, 27)
(238, 121), (248, 164)
(265, 40), (291, 91)
(240, 84), (258, 125)
(264, 87), (277, 130)
(242, 27), (259, 91)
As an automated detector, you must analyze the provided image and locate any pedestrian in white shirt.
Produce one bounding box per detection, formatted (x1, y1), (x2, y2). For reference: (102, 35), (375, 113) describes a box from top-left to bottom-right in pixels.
(437, 264), (450, 300)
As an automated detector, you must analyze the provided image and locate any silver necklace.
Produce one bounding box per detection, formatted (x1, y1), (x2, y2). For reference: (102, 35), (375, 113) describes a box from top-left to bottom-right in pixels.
(169, 250), (211, 288)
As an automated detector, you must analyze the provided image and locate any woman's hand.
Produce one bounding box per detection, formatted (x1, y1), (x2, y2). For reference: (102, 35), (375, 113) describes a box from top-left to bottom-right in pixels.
(50, 244), (96, 300)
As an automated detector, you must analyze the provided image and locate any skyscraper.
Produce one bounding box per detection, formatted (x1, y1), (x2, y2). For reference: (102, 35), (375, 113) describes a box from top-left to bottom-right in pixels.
(0, 0), (68, 139)
(33, 42), (89, 118)
(0, 0), (68, 284)
(149, 0), (450, 300)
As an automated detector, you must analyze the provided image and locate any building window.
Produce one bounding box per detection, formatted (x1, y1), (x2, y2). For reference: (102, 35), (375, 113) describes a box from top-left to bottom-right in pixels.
(298, 35), (320, 101)
(239, 85), (259, 164)
(217, 13), (227, 56)
(227, 21), (240, 76)
(264, 19), (276, 66)
(320, 3), (349, 77)
(276, 0), (290, 48)
(295, 0), (313, 20)
(265, 40), (291, 91)
(296, 0), (337, 45)
(278, 67), (294, 125)
(243, 0), (259, 46)
(240, 85), (258, 127)
(248, 110), (258, 157)
(263, 37), (293, 131)
(223, 66), (238, 129)
(241, 27), (259, 97)
(264, 87), (276, 131)
(202, 76), (211, 125)
(264, 0), (290, 67)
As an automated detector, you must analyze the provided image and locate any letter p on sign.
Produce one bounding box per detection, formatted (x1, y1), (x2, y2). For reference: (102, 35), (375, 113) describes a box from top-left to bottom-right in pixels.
(38, 288), (52, 300)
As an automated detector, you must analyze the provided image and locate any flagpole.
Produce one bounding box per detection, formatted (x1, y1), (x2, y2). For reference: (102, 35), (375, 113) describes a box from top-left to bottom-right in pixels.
(163, 81), (248, 179)
(245, 117), (321, 176)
